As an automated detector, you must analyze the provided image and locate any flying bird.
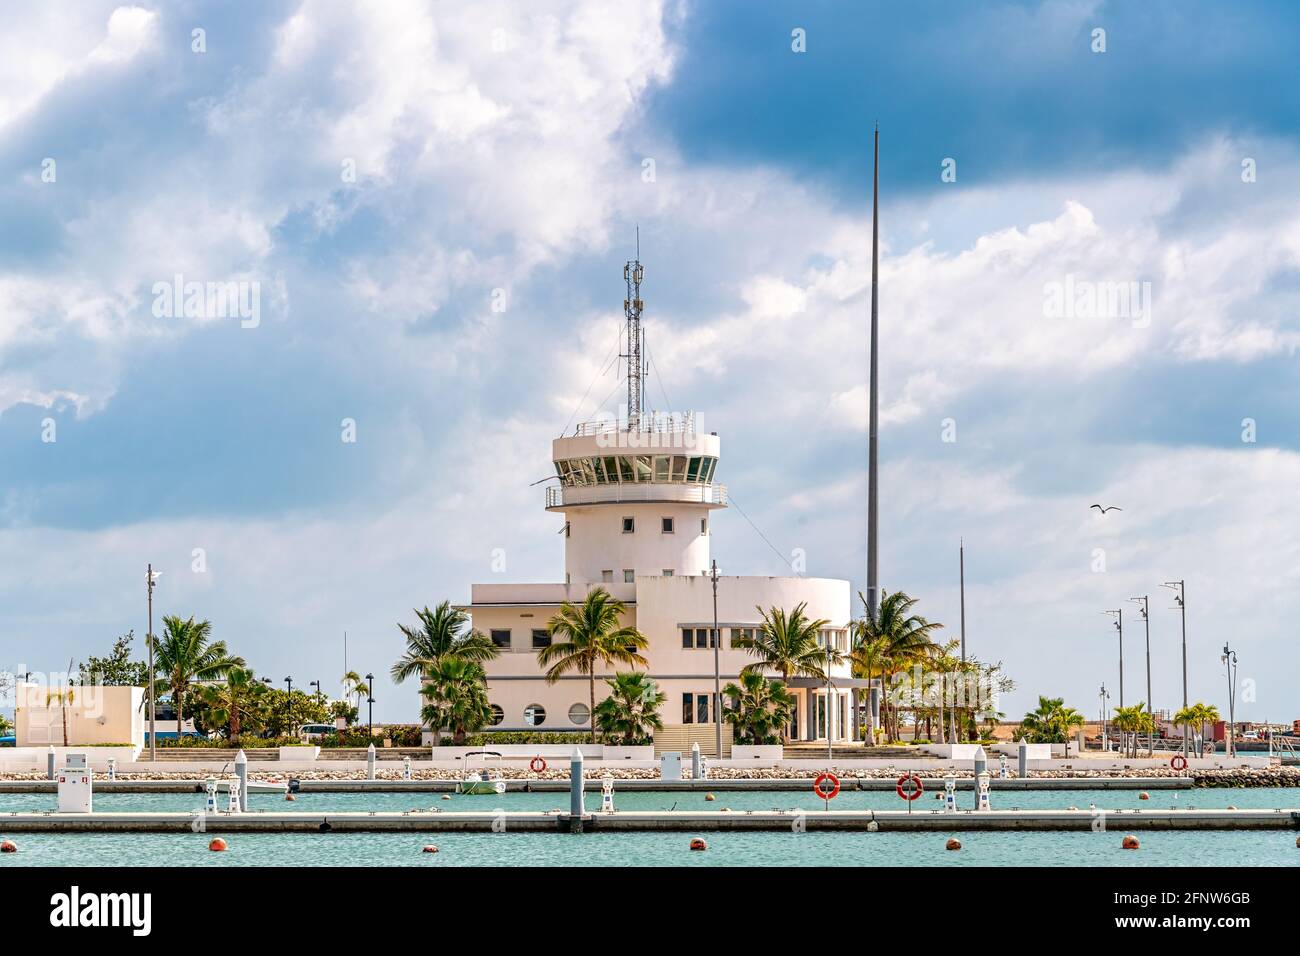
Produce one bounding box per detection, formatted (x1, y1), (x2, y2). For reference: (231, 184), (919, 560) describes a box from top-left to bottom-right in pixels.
(1090, 504), (1123, 514)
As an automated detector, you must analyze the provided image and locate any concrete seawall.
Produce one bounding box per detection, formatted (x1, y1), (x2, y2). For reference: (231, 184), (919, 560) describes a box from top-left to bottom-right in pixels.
(0, 776), (1197, 794)
(1, 807), (1296, 832)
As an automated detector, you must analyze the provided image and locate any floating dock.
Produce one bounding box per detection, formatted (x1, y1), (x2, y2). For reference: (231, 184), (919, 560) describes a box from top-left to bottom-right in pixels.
(2, 807), (1296, 832)
(0, 776), (1196, 795)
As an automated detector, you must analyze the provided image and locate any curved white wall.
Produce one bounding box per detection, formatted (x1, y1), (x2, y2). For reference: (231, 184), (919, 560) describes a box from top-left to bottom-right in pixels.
(564, 503), (712, 583)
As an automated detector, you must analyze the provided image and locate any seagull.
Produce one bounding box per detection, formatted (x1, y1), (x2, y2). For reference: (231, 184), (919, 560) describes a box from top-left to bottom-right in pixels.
(1090, 504), (1123, 514)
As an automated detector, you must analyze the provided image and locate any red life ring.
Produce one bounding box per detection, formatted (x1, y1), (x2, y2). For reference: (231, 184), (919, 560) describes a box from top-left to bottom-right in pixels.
(813, 772), (840, 800)
(1170, 754), (1187, 771)
(529, 756), (547, 773)
(896, 773), (924, 801)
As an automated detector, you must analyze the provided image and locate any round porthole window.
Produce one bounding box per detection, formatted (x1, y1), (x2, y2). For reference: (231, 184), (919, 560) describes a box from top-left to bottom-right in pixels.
(523, 704), (547, 727)
(488, 704), (504, 726)
(568, 703), (590, 726)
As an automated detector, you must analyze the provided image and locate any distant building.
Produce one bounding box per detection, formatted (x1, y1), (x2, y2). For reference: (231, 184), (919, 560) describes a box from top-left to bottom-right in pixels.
(14, 682), (144, 747)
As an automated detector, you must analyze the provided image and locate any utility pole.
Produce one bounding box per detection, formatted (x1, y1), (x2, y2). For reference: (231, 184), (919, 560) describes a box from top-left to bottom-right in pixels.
(710, 559), (721, 760)
(1130, 595), (1153, 754)
(366, 672), (375, 736)
(1162, 580), (1188, 763)
(146, 565), (158, 761)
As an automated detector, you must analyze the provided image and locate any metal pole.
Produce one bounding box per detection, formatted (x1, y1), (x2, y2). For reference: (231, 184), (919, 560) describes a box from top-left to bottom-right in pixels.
(147, 564), (156, 761)
(1223, 644), (1236, 759)
(972, 745), (986, 809)
(959, 539), (966, 663)
(1131, 595), (1153, 755)
(866, 124), (880, 622)
(284, 677), (293, 737)
(234, 749), (248, 813)
(570, 747), (585, 825)
(710, 560), (721, 760)
(366, 672), (374, 736)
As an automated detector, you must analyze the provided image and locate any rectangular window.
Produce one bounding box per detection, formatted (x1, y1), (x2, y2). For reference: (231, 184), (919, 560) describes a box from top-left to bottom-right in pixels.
(661, 516), (674, 534)
(621, 517), (635, 533)
(701, 518), (708, 534)
(617, 456), (635, 482)
(490, 629), (511, 649)
(634, 455), (653, 482)
(671, 455), (688, 481)
(531, 629), (551, 649)
(654, 456), (670, 482)
(686, 456), (701, 481)
(697, 694), (710, 724)
(682, 628), (693, 649)
(662, 569), (674, 577)
(601, 569), (613, 583)
(623, 569), (634, 583)
(682, 693), (693, 724)
(603, 457), (619, 484)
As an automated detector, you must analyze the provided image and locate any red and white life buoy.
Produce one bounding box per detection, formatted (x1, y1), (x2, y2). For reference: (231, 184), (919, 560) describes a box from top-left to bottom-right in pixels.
(813, 772), (841, 800)
(529, 756), (547, 773)
(896, 773), (924, 801)
(1170, 754), (1188, 771)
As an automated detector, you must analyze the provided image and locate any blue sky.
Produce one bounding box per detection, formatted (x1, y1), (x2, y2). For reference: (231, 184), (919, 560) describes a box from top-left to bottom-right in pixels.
(2, 0), (1298, 725)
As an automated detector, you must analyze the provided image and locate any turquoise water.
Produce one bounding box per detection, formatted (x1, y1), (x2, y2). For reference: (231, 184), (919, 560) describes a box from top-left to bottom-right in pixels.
(2, 789), (1297, 867)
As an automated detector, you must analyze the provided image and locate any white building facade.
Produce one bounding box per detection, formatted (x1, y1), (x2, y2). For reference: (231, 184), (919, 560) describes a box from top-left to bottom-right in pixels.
(465, 415), (862, 754)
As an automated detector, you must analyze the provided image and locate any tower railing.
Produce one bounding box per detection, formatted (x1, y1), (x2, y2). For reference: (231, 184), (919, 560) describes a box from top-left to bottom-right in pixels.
(546, 482), (727, 509)
(570, 410), (695, 437)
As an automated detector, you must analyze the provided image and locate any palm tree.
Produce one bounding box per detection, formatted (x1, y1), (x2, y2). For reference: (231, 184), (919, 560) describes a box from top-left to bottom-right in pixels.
(419, 658), (493, 745)
(200, 666), (262, 746)
(1174, 702), (1221, 754)
(45, 686), (74, 747)
(539, 587), (649, 743)
(732, 603), (831, 743)
(391, 601), (499, 684)
(1111, 703), (1155, 757)
(1017, 696), (1085, 744)
(850, 590), (943, 742)
(722, 672), (797, 745)
(341, 671), (369, 717)
(147, 616), (242, 738)
(593, 673), (667, 745)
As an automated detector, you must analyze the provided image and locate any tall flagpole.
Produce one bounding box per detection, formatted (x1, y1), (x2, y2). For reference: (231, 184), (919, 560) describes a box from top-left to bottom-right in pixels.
(866, 124), (880, 623)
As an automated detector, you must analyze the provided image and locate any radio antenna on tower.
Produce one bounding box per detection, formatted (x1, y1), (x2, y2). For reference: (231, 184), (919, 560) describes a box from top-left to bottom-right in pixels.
(623, 228), (646, 431)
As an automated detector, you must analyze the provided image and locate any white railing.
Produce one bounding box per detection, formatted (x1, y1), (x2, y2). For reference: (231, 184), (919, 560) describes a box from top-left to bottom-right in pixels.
(571, 410), (696, 437)
(546, 483), (727, 508)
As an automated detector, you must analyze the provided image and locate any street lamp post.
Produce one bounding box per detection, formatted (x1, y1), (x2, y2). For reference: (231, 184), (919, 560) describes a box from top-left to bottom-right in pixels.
(1222, 643), (1238, 758)
(709, 560), (721, 761)
(1103, 609), (1124, 750)
(1161, 580), (1188, 763)
(310, 679), (321, 704)
(366, 673), (375, 736)
(146, 565), (159, 760)
(1099, 683), (1110, 752)
(284, 677), (294, 736)
(1130, 595), (1153, 755)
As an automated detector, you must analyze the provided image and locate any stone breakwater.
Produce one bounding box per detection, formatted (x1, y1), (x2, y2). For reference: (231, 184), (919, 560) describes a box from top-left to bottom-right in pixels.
(2, 766), (1297, 786)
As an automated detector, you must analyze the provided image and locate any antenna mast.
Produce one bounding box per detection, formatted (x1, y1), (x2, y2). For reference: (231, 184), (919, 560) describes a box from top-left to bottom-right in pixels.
(623, 232), (646, 431)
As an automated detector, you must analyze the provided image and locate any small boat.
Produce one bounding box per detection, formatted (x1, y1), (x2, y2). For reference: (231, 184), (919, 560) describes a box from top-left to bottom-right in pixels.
(456, 751), (506, 795)
(214, 779), (288, 794)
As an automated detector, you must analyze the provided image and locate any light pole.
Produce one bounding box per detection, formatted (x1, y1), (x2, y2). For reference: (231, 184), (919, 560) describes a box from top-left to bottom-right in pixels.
(1099, 683), (1110, 752)
(366, 672), (375, 736)
(709, 560), (721, 761)
(1129, 595), (1153, 754)
(1103, 609), (1124, 752)
(310, 679), (321, 704)
(284, 677), (294, 736)
(146, 565), (159, 760)
(1161, 580), (1188, 763)
(1221, 643), (1238, 758)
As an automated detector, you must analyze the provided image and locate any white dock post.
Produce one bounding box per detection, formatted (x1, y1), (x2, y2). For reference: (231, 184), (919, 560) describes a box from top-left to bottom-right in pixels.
(107, 757), (117, 781)
(691, 742), (702, 780)
(601, 775), (615, 812)
(943, 775), (957, 813)
(403, 755), (412, 780)
(972, 746), (987, 809)
(1018, 740), (1029, 778)
(226, 778), (241, 813)
(205, 777), (218, 813)
(367, 742), (376, 781)
(234, 750), (248, 812)
(976, 770), (992, 811)
(47, 745), (56, 780)
(569, 747), (585, 822)
(998, 753), (1009, 778)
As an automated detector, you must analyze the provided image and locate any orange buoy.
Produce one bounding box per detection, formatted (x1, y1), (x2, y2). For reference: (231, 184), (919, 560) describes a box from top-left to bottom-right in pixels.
(285, 793), (296, 802)
(0, 839), (17, 853)
(946, 838), (962, 851)
(689, 837), (707, 851)
(208, 838), (228, 852)
(705, 793), (715, 802)
(422, 845), (439, 854)
(1138, 792), (1149, 800)
(1226, 805), (1237, 810)
(441, 794), (452, 801)
(1121, 835), (1140, 850)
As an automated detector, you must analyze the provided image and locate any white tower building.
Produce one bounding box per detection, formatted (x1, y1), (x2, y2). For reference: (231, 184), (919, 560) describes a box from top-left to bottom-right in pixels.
(460, 258), (858, 753)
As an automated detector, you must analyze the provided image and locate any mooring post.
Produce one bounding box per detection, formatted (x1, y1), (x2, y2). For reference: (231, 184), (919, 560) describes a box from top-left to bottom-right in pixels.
(972, 745), (986, 809)
(1018, 739), (1029, 778)
(691, 742), (702, 780)
(107, 757), (117, 781)
(234, 750), (248, 813)
(47, 745), (56, 780)
(367, 742), (376, 781)
(569, 747), (585, 831)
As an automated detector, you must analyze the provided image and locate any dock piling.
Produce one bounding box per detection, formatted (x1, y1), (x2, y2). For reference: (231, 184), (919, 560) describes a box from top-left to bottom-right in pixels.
(234, 750), (248, 812)
(367, 743), (376, 781)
